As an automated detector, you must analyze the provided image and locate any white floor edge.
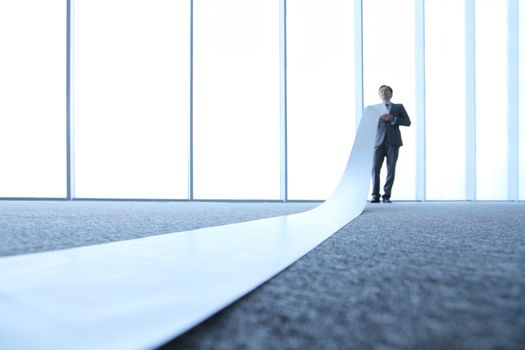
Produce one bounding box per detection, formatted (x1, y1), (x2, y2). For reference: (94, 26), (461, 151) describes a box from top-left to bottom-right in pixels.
(0, 106), (384, 350)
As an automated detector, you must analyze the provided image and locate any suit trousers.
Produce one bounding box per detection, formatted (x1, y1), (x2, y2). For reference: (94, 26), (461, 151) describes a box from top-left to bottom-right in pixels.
(372, 142), (400, 199)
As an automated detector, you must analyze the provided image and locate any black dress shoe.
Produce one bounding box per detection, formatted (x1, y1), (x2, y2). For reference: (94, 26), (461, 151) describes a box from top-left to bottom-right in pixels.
(382, 198), (392, 203)
(370, 198), (380, 203)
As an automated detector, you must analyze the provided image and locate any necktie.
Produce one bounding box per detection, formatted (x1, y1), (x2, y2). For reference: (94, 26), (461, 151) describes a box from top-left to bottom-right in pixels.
(385, 103), (391, 112)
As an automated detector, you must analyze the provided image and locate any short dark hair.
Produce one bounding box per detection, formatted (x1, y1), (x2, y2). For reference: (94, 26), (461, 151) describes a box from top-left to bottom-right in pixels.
(379, 85), (393, 93)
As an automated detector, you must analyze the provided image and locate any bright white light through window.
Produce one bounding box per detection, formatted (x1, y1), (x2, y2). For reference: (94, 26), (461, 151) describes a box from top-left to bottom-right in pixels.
(0, 0), (66, 198)
(424, 0), (466, 200)
(193, 0), (280, 200)
(475, 0), (508, 200)
(363, 0), (416, 200)
(73, 0), (190, 199)
(0, 1), (522, 201)
(287, 0), (356, 200)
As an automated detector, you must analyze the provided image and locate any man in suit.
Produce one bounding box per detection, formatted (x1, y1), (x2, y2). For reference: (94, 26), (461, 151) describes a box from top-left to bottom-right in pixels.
(371, 85), (411, 203)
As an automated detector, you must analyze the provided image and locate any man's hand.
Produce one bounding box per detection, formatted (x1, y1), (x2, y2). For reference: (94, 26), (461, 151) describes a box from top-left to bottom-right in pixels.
(381, 113), (393, 122)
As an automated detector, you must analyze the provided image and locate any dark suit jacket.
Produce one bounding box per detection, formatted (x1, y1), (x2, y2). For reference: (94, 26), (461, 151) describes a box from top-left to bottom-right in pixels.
(375, 103), (411, 147)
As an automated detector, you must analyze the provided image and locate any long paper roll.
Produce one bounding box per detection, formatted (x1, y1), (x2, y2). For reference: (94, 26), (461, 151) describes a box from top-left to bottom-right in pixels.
(0, 105), (383, 350)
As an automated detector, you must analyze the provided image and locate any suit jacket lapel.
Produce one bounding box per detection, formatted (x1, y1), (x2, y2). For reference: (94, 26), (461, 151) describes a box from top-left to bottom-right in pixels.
(389, 103), (396, 113)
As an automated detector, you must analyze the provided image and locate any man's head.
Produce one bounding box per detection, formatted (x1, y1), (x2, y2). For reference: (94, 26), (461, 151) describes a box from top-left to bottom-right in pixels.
(378, 85), (393, 102)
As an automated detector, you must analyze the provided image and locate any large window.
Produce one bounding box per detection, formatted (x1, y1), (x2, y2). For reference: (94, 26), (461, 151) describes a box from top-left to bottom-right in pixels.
(193, 0), (280, 199)
(287, 0), (356, 200)
(0, 0), (523, 201)
(73, 0), (190, 199)
(424, 0), (466, 200)
(0, 0), (66, 198)
(363, 0), (417, 200)
(475, 0), (509, 200)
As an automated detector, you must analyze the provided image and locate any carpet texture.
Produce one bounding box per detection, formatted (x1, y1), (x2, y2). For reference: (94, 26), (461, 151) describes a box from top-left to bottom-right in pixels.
(161, 202), (525, 350)
(0, 201), (316, 257)
(1, 201), (524, 349)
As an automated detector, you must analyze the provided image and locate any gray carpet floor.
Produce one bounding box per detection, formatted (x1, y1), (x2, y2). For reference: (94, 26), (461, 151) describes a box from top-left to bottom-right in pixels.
(0, 200), (316, 257)
(1, 201), (524, 349)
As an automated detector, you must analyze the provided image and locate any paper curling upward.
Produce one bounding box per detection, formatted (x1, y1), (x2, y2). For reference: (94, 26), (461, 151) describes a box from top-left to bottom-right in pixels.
(0, 105), (383, 350)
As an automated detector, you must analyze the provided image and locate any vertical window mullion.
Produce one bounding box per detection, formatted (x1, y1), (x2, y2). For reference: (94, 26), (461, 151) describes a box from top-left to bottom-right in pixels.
(415, 0), (426, 201)
(465, 0), (476, 201)
(280, 0), (288, 202)
(508, 0), (519, 200)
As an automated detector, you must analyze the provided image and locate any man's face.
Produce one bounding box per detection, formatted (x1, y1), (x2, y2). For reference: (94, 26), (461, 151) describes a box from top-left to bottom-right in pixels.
(379, 86), (393, 102)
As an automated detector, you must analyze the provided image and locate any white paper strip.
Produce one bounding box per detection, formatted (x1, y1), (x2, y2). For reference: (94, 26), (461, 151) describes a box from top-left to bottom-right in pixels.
(0, 105), (383, 350)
